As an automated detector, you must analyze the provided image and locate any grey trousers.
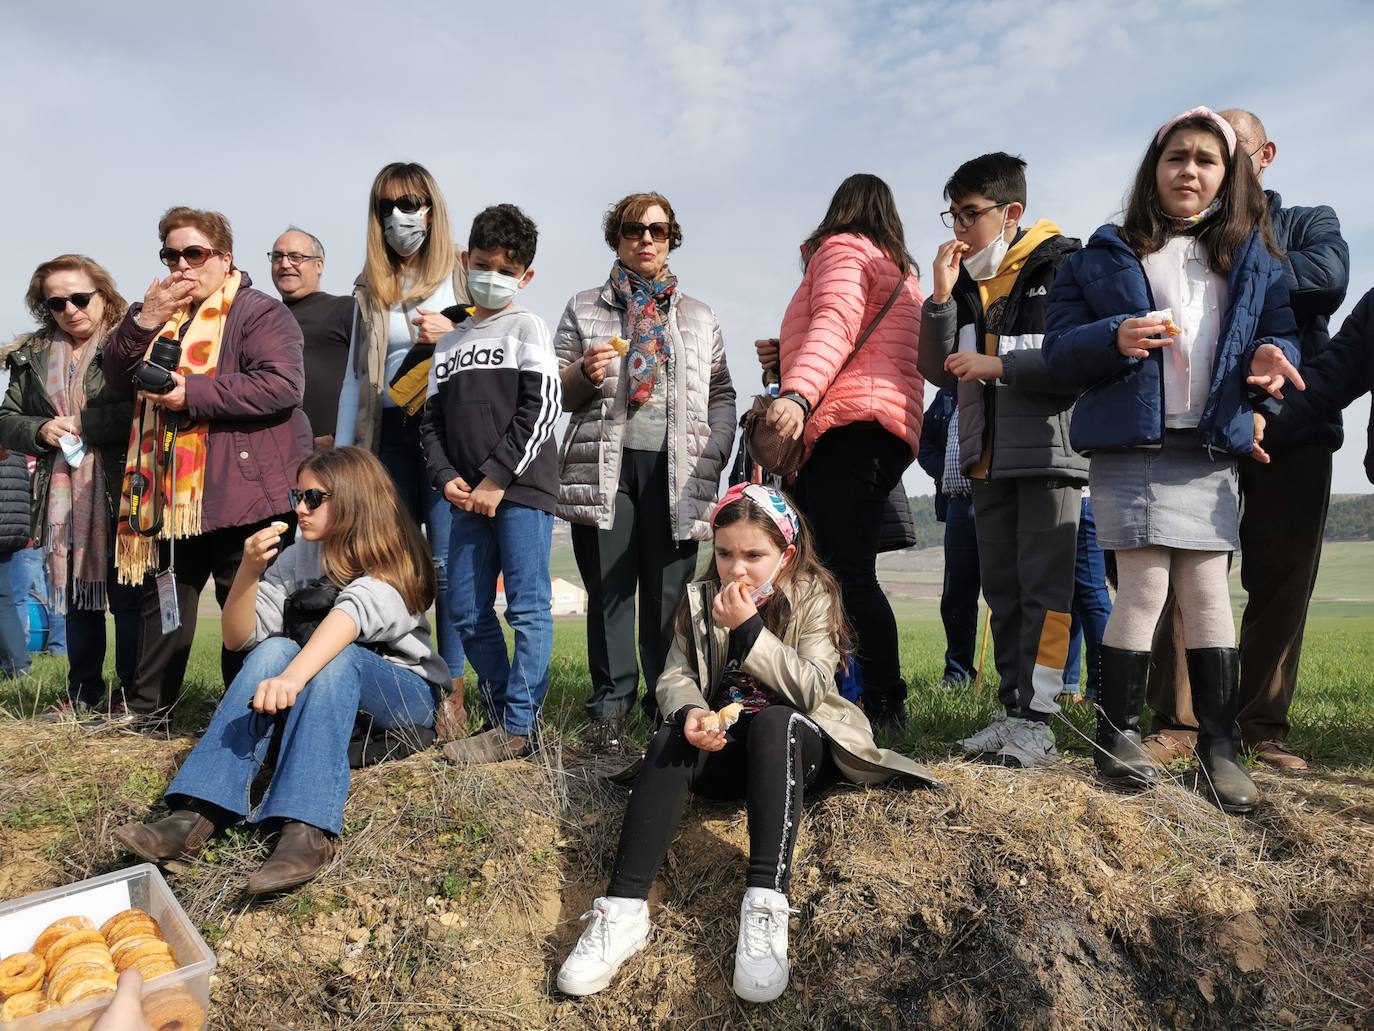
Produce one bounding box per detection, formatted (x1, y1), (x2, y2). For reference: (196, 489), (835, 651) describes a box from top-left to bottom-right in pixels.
(572, 448), (698, 721)
(971, 477), (1081, 723)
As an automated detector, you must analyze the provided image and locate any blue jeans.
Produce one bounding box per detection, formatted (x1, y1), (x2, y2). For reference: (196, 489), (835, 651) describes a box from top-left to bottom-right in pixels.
(165, 638), (436, 835)
(448, 502), (554, 737)
(939, 494), (981, 683)
(379, 408), (465, 679)
(0, 552), (30, 675)
(1065, 496), (1113, 699)
(10, 547), (66, 654)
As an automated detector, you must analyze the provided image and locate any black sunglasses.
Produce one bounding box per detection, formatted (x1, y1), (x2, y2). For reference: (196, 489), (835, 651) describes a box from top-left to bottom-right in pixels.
(44, 292), (98, 314)
(619, 221), (671, 243)
(375, 195), (429, 219)
(289, 488), (332, 511)
(159, 246), (225, 269)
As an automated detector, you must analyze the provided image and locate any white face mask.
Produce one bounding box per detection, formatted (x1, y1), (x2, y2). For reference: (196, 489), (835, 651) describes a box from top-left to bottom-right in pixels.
(467, 268), (522, 310)
(747, 552), (788, 606)
(961, 215), (1011, 281)
(383, 209), (428, 256)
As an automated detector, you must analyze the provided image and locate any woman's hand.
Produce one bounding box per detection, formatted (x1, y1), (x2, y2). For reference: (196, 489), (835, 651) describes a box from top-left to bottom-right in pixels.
(754, 337), (780, 372)
(134, 275), (196, 330)
(1115, 317), (1172, 359)
(1247, 343), (1306, 401)
(412, 308), (455, 345)
(944, 352), (1003, 383)
(931, 240), (969, 305)
(241, 524), (285, 576)
(38, 415), (81, 448)
(1251, 411), (1270, 464)
(712, 579), (758, 630)
(581, 341), (618, 384)
(764, 395), (805, 441)
(252, 673), (305, 714)
(141, 371), (188, 412)
(682, 706), (727, 752)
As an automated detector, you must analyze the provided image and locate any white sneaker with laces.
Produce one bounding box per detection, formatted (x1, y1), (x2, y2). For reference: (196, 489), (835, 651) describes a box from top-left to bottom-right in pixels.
(957, 714), (1013, 754)
(733, 887), (797, 1003)
(995, 717), (1058, 768)
(556, 896), (650, 997)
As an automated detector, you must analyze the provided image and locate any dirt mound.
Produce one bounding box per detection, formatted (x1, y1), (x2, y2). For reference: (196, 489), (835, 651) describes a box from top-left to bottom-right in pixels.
(3, 722), (1373, 1029)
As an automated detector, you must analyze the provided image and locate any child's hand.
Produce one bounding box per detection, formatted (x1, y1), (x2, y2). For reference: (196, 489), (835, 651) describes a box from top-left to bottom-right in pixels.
(252, 673), (305, 714)
(464, 476), (505, 517)
(1116, 317), (1173, 359)
(1247, 343), (1306, 401)
(931, 240), (969, 304)
(712, 579), (758, 630)
(412, 308), (455, 345)
(683, 706), (728, 752)
(444, 476), (472, 507)
(1251, 411), (1270, 464)
(582, 342), (618, 384)
(242, 524), (285, 574)
(944, 352), (1003, 383)
(764, 395), (805, 441)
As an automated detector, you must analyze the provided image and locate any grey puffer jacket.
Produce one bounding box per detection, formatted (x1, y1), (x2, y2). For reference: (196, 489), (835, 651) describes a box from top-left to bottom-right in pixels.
(555, 280), (736, 542)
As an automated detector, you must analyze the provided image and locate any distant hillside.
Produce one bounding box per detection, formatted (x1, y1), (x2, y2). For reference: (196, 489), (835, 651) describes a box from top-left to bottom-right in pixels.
(1326, 494), (1374, 541)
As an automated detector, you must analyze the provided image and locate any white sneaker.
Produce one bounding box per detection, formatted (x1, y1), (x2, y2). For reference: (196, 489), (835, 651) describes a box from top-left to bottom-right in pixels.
(995, 718), (1058, 768)
(733, 887), (797, 1003)
(556, 897), (650, 997)
(957, 714), (1013, 754)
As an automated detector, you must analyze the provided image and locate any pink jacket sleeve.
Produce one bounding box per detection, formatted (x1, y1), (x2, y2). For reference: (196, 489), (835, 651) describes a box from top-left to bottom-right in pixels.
(780, 238), (869, 408)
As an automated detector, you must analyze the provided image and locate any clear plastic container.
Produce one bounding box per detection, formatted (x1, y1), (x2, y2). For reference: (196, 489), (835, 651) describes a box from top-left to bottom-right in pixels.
(0, 864), (216, 1029)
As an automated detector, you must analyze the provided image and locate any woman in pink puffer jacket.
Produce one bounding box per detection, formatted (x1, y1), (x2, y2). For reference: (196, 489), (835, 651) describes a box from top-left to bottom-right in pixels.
(759, 173), (924, 729)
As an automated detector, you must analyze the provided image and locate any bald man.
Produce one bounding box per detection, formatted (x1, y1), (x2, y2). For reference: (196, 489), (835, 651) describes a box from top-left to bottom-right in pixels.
(1146, 109), (1350, 771)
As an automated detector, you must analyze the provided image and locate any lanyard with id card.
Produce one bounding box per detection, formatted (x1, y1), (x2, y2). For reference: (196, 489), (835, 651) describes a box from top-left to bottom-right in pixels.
(153, 416), (181, 633)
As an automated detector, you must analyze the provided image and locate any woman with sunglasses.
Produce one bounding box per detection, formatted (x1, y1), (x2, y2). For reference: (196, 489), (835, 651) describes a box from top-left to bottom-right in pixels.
(555, 192), (736, 749)
(334, 161), (468, 736)
(103, 207), (311, 728)
(0, 254), (143, 721)
(114, 446), (447, 893)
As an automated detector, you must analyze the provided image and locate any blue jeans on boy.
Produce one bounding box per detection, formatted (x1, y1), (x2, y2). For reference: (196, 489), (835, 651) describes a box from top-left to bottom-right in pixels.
(1064, 496), (1113, 700)
(448, 502), (553, 737)
(165, 638), (436, 835)
(0, 552), (30, 675)
(940, 494), (981, 683)
(10, 546), (66, 654)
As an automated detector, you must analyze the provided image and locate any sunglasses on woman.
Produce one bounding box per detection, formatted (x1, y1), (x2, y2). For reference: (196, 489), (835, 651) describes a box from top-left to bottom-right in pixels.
(619, 221), (671, 243)
(289, 488), (332, 511)
(44, 292), (98, 313)
(375, 195), (429, 219)
(159, 246), (225, 269)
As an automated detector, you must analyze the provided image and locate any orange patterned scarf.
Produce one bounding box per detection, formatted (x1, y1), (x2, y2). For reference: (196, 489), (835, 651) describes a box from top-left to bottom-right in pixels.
(115, 271), (239, 584)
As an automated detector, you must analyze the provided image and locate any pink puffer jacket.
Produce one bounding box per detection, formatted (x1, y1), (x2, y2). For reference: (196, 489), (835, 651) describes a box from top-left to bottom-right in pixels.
(779, 233), (924, 458)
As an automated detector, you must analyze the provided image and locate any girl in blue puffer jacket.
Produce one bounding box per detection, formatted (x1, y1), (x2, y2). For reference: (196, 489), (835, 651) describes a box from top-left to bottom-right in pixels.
(1044, 106), (1301, 814)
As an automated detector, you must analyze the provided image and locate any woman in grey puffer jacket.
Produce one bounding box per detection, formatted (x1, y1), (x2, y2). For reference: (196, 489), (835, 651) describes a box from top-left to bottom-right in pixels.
(555, 192), (735, 746)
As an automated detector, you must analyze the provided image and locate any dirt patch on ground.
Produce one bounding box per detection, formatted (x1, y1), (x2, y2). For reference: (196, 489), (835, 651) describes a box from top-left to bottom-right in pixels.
(3, 722), (1373, 1028)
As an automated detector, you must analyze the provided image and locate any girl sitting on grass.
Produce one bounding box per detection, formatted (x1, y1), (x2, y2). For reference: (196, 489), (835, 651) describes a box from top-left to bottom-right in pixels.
(557, 483), (938, 1004)
(114, 446), (447, 893)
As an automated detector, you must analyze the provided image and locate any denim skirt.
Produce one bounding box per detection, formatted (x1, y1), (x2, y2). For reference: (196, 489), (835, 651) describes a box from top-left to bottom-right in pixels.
(1088, 430), (1240, 551)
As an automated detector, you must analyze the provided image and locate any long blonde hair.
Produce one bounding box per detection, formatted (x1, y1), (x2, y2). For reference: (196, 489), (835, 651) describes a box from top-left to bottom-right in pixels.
(299, 447), (436, 614)
(362, 161), (457, 309)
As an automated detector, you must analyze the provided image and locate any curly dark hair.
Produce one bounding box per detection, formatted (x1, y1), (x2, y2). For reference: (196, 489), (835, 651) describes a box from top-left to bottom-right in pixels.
(602, 192), (683, 252)
(468, 203), (539, 269)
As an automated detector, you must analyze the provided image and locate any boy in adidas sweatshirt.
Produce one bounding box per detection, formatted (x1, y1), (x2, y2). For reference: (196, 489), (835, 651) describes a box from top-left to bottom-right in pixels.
(917, 152), (1085, 770)
(421, 204), (561, 764)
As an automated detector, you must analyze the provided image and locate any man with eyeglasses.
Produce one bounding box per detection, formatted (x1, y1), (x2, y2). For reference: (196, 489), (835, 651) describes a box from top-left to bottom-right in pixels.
(1145, 110), (1351, 772)
(269, 227), (355, 449)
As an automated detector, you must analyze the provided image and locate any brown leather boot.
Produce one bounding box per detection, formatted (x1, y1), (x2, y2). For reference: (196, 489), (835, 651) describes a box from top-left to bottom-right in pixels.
(435, 677), (468, 744)
(442, 726), (530, 765)
(246, 821), (336, 895)
(113, 809), (217, 862)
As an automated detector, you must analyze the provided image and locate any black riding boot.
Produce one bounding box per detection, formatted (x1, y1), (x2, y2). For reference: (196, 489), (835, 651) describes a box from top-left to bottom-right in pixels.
(1094, 646), (1158, 788)
(1186, 647), (1257, 814)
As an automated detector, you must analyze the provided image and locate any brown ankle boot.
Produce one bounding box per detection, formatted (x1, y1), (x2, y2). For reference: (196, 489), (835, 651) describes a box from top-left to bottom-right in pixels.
(113, 809), (217, 862)
(246, 821), (335, 894)
(435, 677), (468, 743)
(442, 726), (530, 765)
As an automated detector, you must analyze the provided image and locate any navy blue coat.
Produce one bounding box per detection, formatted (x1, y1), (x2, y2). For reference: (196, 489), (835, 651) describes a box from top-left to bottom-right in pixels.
(917, 387), (956, 520)
(1043, 225), (1298, 458)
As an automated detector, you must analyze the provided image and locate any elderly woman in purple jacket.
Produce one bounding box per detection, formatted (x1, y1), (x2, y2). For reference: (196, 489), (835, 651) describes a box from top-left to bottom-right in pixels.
(105, 206), (311, 725)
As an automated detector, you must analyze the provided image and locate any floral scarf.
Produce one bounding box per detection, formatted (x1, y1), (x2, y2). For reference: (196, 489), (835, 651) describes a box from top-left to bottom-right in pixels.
(609, 262), (677, 407)
(1167, 195), (1224, 231)
(43, 331), (107, 613)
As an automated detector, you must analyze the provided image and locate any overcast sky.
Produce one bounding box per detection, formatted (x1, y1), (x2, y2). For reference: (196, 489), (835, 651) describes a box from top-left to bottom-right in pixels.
(3, 0), (1370, 492)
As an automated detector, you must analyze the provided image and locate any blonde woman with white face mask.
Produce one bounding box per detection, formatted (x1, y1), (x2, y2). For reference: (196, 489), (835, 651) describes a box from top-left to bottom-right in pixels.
(334, 161), (469, 728)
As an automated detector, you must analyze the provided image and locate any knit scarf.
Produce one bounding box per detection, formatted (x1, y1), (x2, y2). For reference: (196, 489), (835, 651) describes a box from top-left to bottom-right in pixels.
(43, 331), (107, 613)
(609, 262), (677, 407)
(115, 271), (239, 584)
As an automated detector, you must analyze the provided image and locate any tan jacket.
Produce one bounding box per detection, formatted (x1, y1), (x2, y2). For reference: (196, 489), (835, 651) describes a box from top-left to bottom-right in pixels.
(347, 264), (468, 454)
(656, 581), (940, 787)
(554, 282), (736, 542)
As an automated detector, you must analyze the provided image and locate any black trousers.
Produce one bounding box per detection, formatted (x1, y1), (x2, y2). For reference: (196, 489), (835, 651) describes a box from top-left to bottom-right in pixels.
(793, 421), (911, 721)
(608, 704), (832, 899)
(127, 515), (294, 715)
(573, 448), (698, 721)
(66, 522), (144, 708)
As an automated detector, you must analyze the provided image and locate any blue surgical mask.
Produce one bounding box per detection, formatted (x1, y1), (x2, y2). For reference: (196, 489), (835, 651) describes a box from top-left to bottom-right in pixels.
(748, 553), (788, 606)
(468, 268), (522, 310)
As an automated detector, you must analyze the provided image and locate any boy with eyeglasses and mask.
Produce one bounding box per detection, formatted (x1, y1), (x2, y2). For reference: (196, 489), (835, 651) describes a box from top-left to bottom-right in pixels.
(917, 152), (1085, 769)
(420, 204), (561, 764)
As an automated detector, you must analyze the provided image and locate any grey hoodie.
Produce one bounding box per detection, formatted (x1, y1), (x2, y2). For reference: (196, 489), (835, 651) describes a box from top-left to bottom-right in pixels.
(244, 539), (448, 687)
